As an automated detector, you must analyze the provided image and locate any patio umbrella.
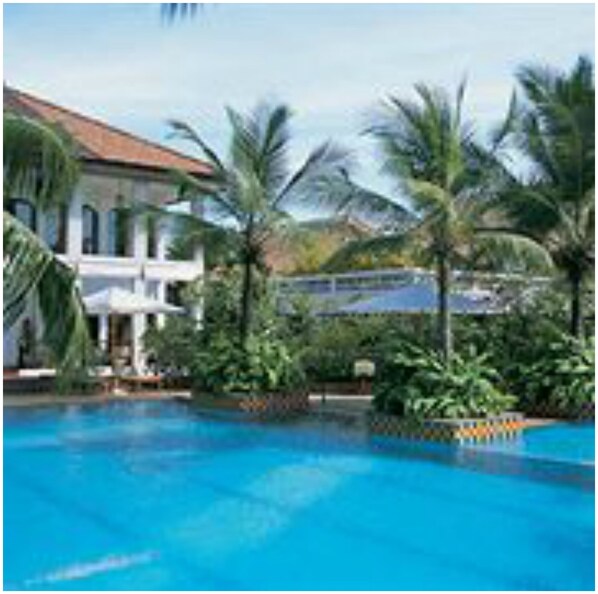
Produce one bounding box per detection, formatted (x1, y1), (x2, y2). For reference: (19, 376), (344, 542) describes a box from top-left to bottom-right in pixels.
(83, 287), (184, 374)
(337, 281), (505, 316)
(83, 287), (184, 315)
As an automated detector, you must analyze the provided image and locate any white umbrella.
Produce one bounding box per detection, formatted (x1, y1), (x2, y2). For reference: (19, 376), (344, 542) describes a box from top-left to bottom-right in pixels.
(83, 287), (184, 380)
(83, 287), (184, 315)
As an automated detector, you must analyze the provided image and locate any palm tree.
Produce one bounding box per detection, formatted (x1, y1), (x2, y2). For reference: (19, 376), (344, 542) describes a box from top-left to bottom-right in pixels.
(161, 3), (199, 21)
(325, 83), (516, 360)
(497, 56), (594, 338)
(168, 102), (348, 342)
(4, 112), (90, 373)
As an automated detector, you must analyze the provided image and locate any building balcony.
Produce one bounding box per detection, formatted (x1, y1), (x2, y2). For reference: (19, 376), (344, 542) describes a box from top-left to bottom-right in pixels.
(57, 254), (203, 283)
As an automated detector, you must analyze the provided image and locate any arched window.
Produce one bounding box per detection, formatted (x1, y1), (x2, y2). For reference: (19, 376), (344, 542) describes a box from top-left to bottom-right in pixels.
(166, 282), (184, 307)
(44, 207), (68, 254)
(7, 198), (37, 232)
(82, 205), (100, 255)
(147, 216), (158, 259)
(107, 208), (131, 257)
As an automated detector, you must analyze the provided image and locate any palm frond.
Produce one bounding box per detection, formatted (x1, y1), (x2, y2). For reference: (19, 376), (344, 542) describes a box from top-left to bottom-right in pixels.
(490, 91), (519, 152)
(322, 232), (414, 272)
(405, 179), (452, 217)
(167, 119), (225, 177)
(475, 227), (554, 272)
(3, 113), (79, 209)
(277, 141), (351, 207)
(4, 213), (91, 372)
(161, 3), (200, 22)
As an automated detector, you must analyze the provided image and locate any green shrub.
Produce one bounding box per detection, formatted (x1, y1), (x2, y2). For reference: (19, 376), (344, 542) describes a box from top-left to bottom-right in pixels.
(148, 271), (306, 395)
(299, 316), (433, 383)
(192, 329), (305, 395)
(143, 316), (201, 376)
(453, 289), (587, 397)
(374, 344), (515, 419)
(517, 334), (594, 409)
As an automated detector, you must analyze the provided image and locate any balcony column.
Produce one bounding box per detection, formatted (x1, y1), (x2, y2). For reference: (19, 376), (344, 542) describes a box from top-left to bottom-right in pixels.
(189, 199), (204, 322)
(132, 279), (147, 373)
(67, 189), (83, 260)
(156, 218), (169, 261)
(132, 188), (147, 260)
(98, 209), (109, 256)
(99, 315), (109, 361)
(156, 282), (166, 329)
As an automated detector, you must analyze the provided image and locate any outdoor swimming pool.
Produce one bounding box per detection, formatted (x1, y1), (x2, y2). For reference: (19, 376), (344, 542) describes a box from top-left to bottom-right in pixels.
(4, 401), (595, 590)
(470, 421), (595, 465)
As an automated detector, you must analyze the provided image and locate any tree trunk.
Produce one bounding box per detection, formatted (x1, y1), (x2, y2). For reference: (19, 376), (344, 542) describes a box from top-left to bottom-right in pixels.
(569, 271), (583, 339)
(437, 255), (453, 362)
(240, 256), (253, 344)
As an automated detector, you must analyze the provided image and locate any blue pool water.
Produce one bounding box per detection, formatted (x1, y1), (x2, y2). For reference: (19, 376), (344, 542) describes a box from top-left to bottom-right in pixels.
(470, 422), (595, 465)
(4, 401), (595, 590)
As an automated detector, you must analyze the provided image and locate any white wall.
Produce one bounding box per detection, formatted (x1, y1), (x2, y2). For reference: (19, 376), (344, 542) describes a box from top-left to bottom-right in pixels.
(4, 168), (205, 371)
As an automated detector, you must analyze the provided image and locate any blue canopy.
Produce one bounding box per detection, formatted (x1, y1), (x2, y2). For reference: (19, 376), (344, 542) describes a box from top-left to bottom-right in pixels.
(338, 282), (504, 316)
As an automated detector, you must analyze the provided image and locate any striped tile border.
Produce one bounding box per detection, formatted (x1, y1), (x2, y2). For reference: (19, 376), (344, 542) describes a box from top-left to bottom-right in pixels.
(522, 401), (594, 421)
(368, 412), (527, 444)
(193, 392), (310, 417)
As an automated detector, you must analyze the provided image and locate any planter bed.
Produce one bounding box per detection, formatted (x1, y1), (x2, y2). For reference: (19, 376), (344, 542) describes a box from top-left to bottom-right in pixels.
(192, 391), (310, 418)
(368, 411), (527, 444)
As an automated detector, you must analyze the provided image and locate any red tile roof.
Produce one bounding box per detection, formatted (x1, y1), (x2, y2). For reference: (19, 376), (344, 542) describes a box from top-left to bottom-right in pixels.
(4, 86), (210, 176)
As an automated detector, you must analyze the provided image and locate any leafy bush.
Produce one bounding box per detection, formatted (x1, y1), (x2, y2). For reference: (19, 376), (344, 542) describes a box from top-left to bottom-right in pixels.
(454, 290), (594, 409)
(517, 334), (594, 408)
(145, 273), (306, 395)
(143, 316), (201, 376)
(299, 316), (433, 383)
(374, 344), (515, 419)
(454, 289), (588, 389)
(192, 329), (305, 395)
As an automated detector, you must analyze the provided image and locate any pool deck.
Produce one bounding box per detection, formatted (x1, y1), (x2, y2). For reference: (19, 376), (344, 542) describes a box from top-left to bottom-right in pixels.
(3, 390), (192, 408)
(3, 391), (561, 431)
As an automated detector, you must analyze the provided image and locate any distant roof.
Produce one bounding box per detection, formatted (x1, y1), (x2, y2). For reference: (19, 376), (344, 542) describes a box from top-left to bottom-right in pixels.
(4, 85), (211, 176)
(338, 281), (506, 316)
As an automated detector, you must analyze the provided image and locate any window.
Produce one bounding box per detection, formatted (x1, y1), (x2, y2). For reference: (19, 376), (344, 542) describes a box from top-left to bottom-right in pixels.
(107, 208), (131, 257)
(166, 282), (184, 307)
(146, 314), (157, 330)
(86, 315), (99, 343)
(44, 207), (68, 253)
(147, 216), (158, 259)
(7, 199), (36, 232)
(82, 205), (100, 255)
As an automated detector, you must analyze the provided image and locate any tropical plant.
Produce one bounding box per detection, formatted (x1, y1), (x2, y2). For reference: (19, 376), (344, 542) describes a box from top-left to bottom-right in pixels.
(143, 315), (201, 378)
(295, 316), (429, 384)
(324, 82), (519, 360)
(453, 287), (566, 390)
(168, 102), (348, 342)
(144, 268), (305, 395)
(374, 343), (515, 420)
(192, 329), (305, 395)
(3, 112), (90, 375)
(516, 333), (594, 409)
(495, 55), (595, 338)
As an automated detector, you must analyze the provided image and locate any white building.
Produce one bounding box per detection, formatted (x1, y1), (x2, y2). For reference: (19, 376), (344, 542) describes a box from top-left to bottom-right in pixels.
(4, 86), (209, 371)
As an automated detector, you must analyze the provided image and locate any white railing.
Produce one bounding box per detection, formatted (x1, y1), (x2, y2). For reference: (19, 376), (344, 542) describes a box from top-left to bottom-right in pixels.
(58, 254), (203, 282)
(276, 267), (550, 297)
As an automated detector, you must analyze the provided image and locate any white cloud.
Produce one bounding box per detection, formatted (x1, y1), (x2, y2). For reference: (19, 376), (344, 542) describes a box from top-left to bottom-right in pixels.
(4, 2), (593, 193)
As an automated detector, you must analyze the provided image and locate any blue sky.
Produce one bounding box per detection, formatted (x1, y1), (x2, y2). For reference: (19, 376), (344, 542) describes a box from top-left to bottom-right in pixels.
(3, 3), (594, 201)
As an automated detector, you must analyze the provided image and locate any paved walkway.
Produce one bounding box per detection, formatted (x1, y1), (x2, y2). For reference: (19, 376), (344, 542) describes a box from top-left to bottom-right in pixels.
(308, 394), (373, 426)
(3, 391), (191, 408)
